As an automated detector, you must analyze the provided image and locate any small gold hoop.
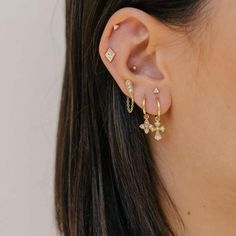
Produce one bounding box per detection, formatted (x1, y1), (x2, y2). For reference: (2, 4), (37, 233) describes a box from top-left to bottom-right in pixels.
(156, 97), (161, 121)
(142, 97), (146, 115)
(142, 97), (150, 119)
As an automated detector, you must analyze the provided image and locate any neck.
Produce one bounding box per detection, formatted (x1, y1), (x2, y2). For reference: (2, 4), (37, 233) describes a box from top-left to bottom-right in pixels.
(148, 110), (236, 236)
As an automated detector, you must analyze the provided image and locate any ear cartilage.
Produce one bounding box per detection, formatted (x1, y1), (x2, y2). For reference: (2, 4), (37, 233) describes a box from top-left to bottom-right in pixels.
(105, 48), (116, 62)
(113, 24), (119, 31)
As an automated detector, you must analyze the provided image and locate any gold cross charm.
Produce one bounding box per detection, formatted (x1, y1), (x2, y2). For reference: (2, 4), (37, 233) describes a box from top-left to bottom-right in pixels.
(150, 119), (165, 141)
(140, 114), (153, 134)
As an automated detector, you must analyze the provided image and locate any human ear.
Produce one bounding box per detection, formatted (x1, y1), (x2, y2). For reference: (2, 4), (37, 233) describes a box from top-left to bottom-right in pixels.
(99, 7), (172, 115)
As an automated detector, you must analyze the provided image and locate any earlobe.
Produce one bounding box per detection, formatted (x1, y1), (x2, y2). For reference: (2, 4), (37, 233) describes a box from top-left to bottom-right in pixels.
(99, 7), (172, 118)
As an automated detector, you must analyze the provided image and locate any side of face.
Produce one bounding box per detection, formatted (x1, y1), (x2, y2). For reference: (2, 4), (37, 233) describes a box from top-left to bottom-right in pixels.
(99, 0), (236, 182)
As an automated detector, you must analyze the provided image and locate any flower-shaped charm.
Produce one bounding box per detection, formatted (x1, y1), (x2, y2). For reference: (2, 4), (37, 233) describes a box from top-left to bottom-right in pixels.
(140, 118), (153, 134)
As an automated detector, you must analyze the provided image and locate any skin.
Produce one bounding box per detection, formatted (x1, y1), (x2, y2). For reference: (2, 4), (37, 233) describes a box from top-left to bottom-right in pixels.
(99, 1), (236, 235)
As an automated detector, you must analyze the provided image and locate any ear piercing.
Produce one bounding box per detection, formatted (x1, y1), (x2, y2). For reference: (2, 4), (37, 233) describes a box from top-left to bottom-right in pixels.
(105, 48), (116, 62)
(150, 97), (165, 141)
(125, 80), (135, 113)
(139, 88), (165, 141)
(153, 87), (160, 95)
(139, 96), (153, 134)
(105, 23), (137, 67)
(104, 24), (120, 62)
(113, 24), (119, 31)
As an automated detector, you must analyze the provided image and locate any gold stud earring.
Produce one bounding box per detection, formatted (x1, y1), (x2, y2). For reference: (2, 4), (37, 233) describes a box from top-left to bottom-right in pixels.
(132, 65), (137, 71)
(113, 24), (119, 31)
(105, 48), (116, 62)
(125, 80), (134, 113)
(153, 87), (160, 95)
(150, 96), (165, 141)
(139, 96), (153, 134)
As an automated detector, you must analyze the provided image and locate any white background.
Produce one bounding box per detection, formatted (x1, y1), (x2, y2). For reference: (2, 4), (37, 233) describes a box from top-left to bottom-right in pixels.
(0, 0), (65, 235)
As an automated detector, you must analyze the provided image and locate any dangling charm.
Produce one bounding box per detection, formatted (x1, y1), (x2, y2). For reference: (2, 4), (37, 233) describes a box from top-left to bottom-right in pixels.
(125, 80), (135, 113)
(139, 97), (153, 134)
(150, 97), (165, 141)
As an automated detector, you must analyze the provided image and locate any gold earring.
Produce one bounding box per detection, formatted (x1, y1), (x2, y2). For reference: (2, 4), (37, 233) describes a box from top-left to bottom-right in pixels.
(105, 26), (118, 62)
(150, 97), (165, 141)
(153, 87), (160, 95)
(125, 80), (134, 113)
(113, 24), (119, 31)
(139, 96), (153, 134)
(105, 48), (116, 62)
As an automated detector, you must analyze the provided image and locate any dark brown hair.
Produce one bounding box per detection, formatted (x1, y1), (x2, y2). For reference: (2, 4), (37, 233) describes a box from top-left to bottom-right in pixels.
(55, 0), (206, 235)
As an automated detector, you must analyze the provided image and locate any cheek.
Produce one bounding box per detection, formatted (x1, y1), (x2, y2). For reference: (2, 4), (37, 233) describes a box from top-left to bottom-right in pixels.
(200, 22), (236, 103)
(207, 34), (236, 84)
(167, 28), (236, 131)
(205, 0), (236, 84)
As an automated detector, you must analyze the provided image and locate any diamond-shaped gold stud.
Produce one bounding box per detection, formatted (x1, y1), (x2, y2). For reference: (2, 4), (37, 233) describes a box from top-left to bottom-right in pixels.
(105, 48), (116, 62)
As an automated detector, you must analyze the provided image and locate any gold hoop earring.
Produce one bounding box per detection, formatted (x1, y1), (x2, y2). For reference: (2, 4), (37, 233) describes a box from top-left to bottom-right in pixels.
(125, 80), (134, 113)
(150, 97), (165, 141)
(139, 97), (152, 134)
